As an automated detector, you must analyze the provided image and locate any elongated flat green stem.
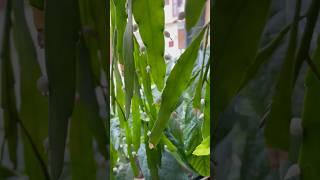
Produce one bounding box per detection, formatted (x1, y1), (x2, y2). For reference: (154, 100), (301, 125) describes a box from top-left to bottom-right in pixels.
(45, 0), (80, 178)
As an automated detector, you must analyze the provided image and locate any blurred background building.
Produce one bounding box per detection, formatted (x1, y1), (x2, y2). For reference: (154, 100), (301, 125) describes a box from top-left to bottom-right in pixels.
(164, 0), (210, 58)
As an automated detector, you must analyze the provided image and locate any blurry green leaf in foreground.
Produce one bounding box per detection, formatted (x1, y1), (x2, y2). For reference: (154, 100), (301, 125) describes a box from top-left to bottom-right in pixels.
(45, 0), (79, 178)
(69, 36), (105, 180)
(0, 164), (17, 178)
(0, 0), (18, 169)
(70, 104), (96, 180)
(185, 0), (206, 32)
(12, 0), (48, 178)
(213, 0), (271, 125)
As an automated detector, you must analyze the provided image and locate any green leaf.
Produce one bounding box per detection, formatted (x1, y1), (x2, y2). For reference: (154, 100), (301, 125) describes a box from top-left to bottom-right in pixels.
(149, 26), (207, 147)
(193, 30), (209, 110)
(264, 0), (300, 151)
(192, 136), (210, 156)
(293, 0), (320, 81)
(78, 0), (102, 86)
(185, 0), (207, 32)
(90, 0), (108, 72)
(28, 0), (44, 9)
(76, 37), (107, 159)
(184, 104), (202, 155)
(110, 143), (118, 180)
(70, 104), (96, 180)
(12, 0), (49, 178)
(161, 135), (177, 152)
(114, 40), (140, 177)
(132, 83), (141, 152)
(0, 164), (17, 178)
(188, 155), (210, 176)
(144, 123), (160, 180)
(167, 114), (183, 145)
(0, 0), (18, 169)
(45, 0), (80, 178)
(78, 0), (108, 82)
(114, 0), (127, 64)
(299, 36), (320, 180)
(238, 22), (292, 92)
(213, 0), (271, 127)
(123, 1), (135, 119)
(132, 0), (166, 90)
(133, 38), (157, 124)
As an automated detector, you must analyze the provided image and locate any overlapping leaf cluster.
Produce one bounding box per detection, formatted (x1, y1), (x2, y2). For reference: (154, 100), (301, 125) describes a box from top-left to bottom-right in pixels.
(110, 0), (210, 179)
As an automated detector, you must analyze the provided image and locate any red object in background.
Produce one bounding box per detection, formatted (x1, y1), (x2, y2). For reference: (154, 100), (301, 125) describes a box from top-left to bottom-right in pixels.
(178, 29), (186, 49)
(169, 40), (174, 47)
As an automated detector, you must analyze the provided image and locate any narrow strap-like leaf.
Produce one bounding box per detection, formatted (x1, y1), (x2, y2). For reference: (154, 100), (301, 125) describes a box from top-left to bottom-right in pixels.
(45, 0), (80, 178)
(185, 0), (207, 32)
(133, 37), (157, 124)
(114, 0), (127, 64)
(12, 0), (49, 178)
(193, 29), (209, 110)
(123, 0), (135, 119)
(132, 78), (141, 152)
(149, 26), (207, 148)
(132, 0), (166, 90)
(76, 36), (108, 159)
